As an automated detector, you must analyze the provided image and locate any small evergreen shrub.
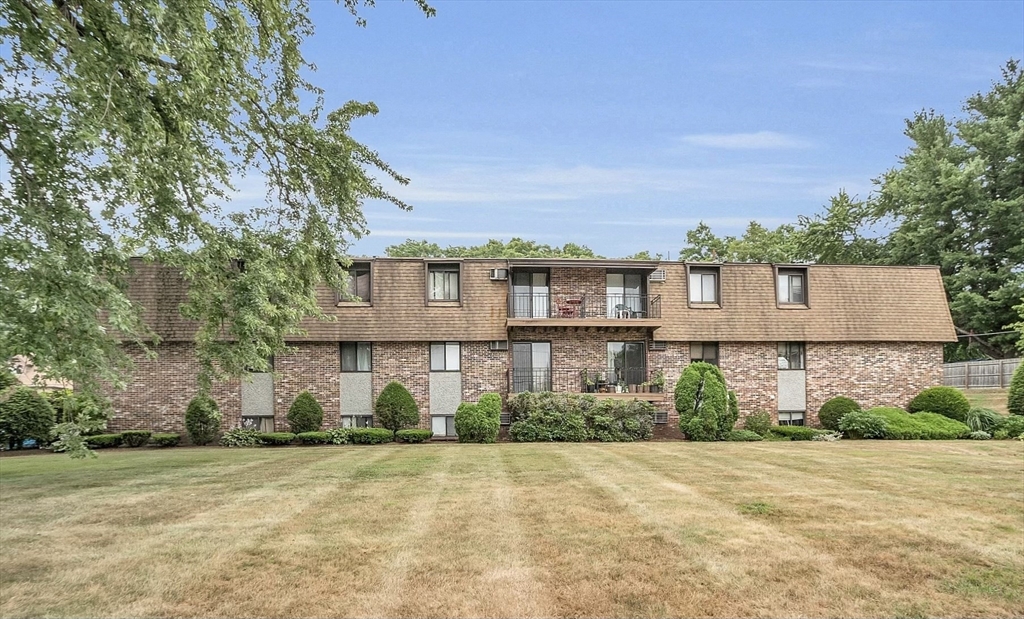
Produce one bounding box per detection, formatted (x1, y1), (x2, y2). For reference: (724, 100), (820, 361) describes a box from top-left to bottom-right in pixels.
(839, 410), (889, 439)
(220, 427), (261, 447)
(769, 426), (818, 441)
(152, 433), (181, 447)
(811, 431), (842, 442)
(326, 427), (351, 445)
(968, 430), (991, 440)
(840, 407), (969, 440)
(999, 415), (1024, 438)
(675, 362), (731, 441)
(726, 429), (763, 441)
(185, 394), (222, 446)
(396, 429), (433, 443)
(296, 431), (330, 444)
(725, 390), (740, 434)
(1009, 362), (1024, 416)
(907, 386), (970, 422)
(964, 407), (1004, 433)
(84, 433), (123, 448)
(455, 394), (500, 443)
(0, 386), (56, 449)
(257, 432), (296, 446)
(120, 430), (152, 447)
(287, 391), (324, 433)
(350, 428), (395, 444)
(742, 411), (772, 436)
(375, 382), (419, 433)
(993, 429), (1009, 440)
(818, 396), (860, 431)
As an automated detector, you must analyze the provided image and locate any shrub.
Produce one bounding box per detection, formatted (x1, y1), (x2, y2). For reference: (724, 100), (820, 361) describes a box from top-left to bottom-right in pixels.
(454, 395), (500, 444)
(396, 429), (433, 443)
(743, 411), (772, 436)
(185, 394), (222, 446)
(811, 431), (842, 442)
(818, 396), (860, 431)
(584, 399), (655, 442)
(675, 362), (730, 441)
(326, 427), (351, 445)
(969, 430), (991, 440)
(999, 415), (1024, 438)
(287, 391), (324, 433)
(374, 381), (419, 433)
(839, 410), (889, 439)
(351, 428), (395, 444)
(964, 407), (1004, 433)
(0, 386), (56, 449)
(726, 429), (763, 442)
(151, 433), (181, 447)
(296, 431), (330, 445)
(52, 392), (111, 434)
(507, 392), (599, 425)
(769, 426), (818, 441)
(993, 429), (1009, 440)
(120, 430), (152, 447)
(907, 386), (970, 422)
(1009, 362), (1024, 416)
(506, 392), (647, 443)
(257, 432), (296, 446)
(84, 433), (123, 448)
(220, 427), (261, 447)
(725, 390), (740, 433)
(509, 407), (587, 442)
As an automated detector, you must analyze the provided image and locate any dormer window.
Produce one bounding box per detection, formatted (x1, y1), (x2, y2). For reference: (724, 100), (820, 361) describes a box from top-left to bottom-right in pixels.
(341, 262), (371, 303)
(428, 263), (460, 301)
(688, 266), (720, 305)
(777, 269), (806, 305)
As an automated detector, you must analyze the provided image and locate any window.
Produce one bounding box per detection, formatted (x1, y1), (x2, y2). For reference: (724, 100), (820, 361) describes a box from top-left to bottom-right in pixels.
(241, 416), (274, 432)
(511, 271), (549, 318)
(340, 342), (372, 372)
(778, 411), (805, 426)
(428, 263), (460, 301)
(431, 415), (456, 437)
(607, 272), (644, 317)
(777, 269), (806, 305)
(342, 262), (371, 302)
(607, 341), (646, 386)
(342, 415), (373, 428)
(512, 342), (551, 392)
(690, 342), (719, 365)
(777, 342), (806, 370)
(688, 268), (719, 304)
(430, 342), (461, 371)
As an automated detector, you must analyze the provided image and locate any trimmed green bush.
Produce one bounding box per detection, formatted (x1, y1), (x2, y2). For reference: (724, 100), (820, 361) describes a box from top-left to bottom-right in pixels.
(964, 407), (1004, 433)
(968, 430), (991, 440)
(257, 432), (296, 446)
(84, 433), (123, 448)
(455, 393), (501, 443)
(507, 392), (599, 425)
(375, 381), (419, 434)
(0, 386), (56, 449)
(287, 391), (324, 433)
(120, 430), (152, 447)
(350, 428), (394, 444)
(507, 392), (651, 442)
(1009, 362), (1024, 416)
(151, 433), (181, 447)
(818, 396), (860, 431)
(726, 429), (763, 441)
(769, 426), (818, 441)
(220, 427), (261, 447)
(839, 410), (889, 439)
(675, 362), (731, 441)
(584, 399), (655, 442)
(326, 428), (351, 445)
(725, 390), (740, 433)
(396, 429), (433, 443)
(185, 394), (221, 446)
(743, 411), (772, 436)
(841, 406), (970, 440)
(999, 415), (1024, 438)
(907, 386), (970, 422)
(296, 431), (330, 445)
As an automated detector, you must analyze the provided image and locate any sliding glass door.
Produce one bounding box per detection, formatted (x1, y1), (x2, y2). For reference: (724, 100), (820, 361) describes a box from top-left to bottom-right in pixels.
(512, 342), (551, 392)
(607, 341), (646, 386)
(512, 271), (549, 318)
(606, 272), (644, 318)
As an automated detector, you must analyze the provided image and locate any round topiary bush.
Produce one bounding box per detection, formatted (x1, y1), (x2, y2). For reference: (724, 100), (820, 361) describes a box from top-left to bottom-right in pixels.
(818, 396), (860, 431)
(287, 391), (324, 433)
(0, 386), (56, 449)
(907, 386), (970, 422)
(1009, 362), (1024, 416)
(185, 393), (222, 446)
(675, 362), (729, 441)
(374, 381), (419, 434)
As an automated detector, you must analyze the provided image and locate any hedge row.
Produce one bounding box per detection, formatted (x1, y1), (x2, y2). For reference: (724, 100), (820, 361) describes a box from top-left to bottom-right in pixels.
(839, 407), (971, 440)
(507, 392), (655, 442)
(83, 432), (181, 448)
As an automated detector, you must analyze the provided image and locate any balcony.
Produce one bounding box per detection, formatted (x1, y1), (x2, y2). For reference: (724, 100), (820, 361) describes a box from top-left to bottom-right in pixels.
(507, 293), (662, 328)
(507, 367), (667, 402)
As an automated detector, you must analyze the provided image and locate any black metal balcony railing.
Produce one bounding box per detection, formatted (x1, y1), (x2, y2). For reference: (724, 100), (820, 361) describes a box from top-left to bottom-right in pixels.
(508, 293), (661, 320)
(508, 367), (666, 394)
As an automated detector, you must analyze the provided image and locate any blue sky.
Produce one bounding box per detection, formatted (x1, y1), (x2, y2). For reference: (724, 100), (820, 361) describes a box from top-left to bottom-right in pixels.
(301, 0), (1023, 258)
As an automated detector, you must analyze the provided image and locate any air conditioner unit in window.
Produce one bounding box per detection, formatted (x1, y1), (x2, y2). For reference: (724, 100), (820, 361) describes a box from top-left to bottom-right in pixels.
(649, 269), (666, 282)
(489, 268), (509, 281)
(489, 340), (509, 351)
(650, 341), (667, 351)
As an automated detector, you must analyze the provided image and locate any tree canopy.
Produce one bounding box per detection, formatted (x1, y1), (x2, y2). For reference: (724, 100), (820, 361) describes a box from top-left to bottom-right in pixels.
(384, 237), (603, 259)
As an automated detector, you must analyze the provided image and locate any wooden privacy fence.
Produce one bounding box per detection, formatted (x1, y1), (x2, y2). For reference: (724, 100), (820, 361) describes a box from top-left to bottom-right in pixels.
(943, 358), (1020, 389)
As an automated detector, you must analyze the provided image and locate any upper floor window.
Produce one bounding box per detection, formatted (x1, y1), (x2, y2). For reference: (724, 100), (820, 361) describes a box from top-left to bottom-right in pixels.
(777, 342), (805, 370)
(690, 342), (719, 366)
(428, 263), (460, 301)
(688, 267), (719, 304)
(340, 342), (372, 372)
(342, 262), (371, 303)
(430, 342), (461, 371)
(777, 269), (806, 305)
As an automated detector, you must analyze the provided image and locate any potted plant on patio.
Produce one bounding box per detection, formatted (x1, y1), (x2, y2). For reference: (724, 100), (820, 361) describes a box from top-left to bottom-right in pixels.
(582, 370), (597, 393)
(650, 370), (665, 393)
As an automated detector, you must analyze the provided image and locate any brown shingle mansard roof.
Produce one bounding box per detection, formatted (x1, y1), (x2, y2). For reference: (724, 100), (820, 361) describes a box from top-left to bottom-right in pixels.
(124, 257), (956, 343)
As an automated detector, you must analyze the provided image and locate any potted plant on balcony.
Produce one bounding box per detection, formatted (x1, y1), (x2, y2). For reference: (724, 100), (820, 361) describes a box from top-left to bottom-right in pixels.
(650, 370), (665, 393)
(639, 381), (650, 393)
(582, 370), (597, 393)
(616, 381), (626, 393)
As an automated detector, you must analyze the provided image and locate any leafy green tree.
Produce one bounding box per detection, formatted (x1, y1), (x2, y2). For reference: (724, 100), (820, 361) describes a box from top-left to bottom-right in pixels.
(1008, 362), (1024, 416)
(679, 221), (806, 263)
(0, 1), (433, 424)
(385, 237), (602, 259)
(674, 362), (730, 441)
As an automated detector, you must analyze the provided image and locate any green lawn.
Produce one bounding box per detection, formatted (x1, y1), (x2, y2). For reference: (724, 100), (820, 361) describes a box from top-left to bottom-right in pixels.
(1, 441), (1022, 618)
(963, 388), (1011, 415)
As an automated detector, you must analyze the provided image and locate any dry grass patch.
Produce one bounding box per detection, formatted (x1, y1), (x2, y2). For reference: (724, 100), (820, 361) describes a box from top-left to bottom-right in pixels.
(1, 441), (1022, 618)
(963, 388), (1010, 415)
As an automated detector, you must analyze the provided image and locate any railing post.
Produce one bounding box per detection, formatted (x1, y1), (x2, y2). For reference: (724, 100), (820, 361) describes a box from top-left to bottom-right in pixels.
(965, 361), (970, 389)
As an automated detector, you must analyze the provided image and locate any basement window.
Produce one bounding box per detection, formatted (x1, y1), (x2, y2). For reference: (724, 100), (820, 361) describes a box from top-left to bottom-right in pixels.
(342, 415), (373, 428)
(241, 416), (274, 433)
(431, 415), (456, 437)
(778, 411), (805, 426)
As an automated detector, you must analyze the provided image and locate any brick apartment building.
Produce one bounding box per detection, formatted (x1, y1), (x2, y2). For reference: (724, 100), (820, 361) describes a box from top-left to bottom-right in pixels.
(110, 257), (957, 436)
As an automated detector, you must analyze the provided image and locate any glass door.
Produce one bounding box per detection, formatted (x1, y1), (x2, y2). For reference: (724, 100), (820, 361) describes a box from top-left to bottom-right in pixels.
(512, 271), (549, 318)
(607, 342), (646, 387)
(512, 342), (551, 391)
(606, 273), (644, 318)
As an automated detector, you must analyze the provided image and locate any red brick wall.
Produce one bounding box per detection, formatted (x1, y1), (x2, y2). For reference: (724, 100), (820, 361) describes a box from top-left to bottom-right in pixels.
(461, 341), (508, 403)
(274, 343), (341, 431)
(720, 342), (779, 420)
(550, 267), (607, 302)
(372, 341), (431, 428)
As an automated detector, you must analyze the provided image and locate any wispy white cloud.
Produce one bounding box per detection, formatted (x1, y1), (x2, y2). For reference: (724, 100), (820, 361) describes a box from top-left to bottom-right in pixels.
(677, 131), (813, 150)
